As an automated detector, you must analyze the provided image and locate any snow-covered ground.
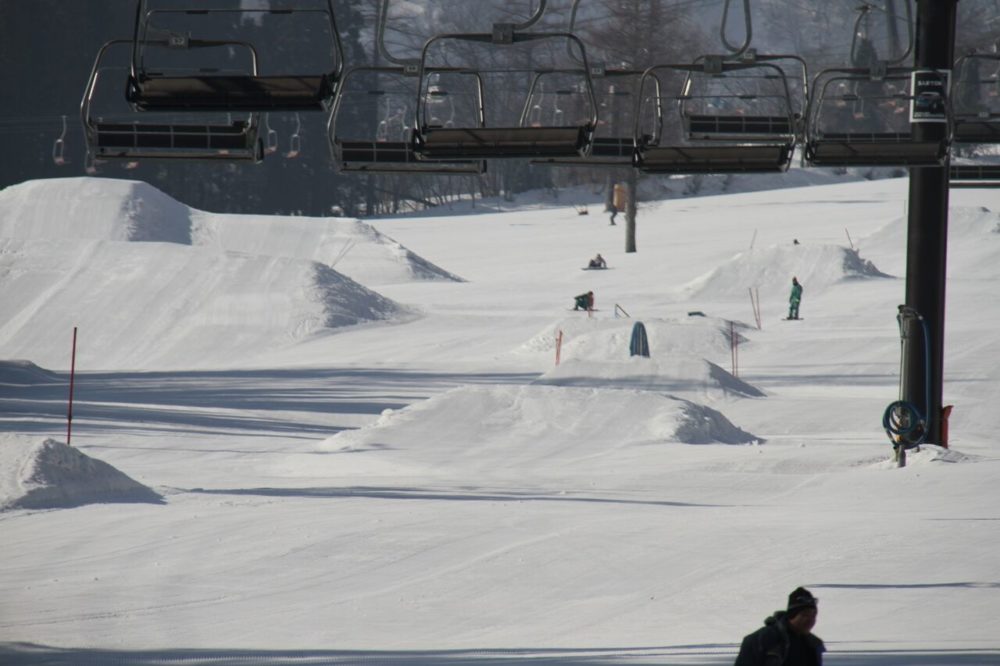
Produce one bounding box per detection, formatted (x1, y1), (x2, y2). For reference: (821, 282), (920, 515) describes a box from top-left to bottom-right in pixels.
(1, 175), (999, 665)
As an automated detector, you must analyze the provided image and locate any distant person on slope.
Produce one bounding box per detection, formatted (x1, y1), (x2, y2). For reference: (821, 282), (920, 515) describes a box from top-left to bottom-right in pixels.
(573, 290), (594, 311)
(788, 277), (803, 320)
(588, 253), (607, 269)
(734, 587), (825, 666)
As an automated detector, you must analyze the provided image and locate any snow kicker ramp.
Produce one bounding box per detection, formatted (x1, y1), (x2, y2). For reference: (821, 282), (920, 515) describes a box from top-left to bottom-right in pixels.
(316, 384), (758, 480)
(0, 177), (462, 285)
(0, 238), (407, 370)
(679, 242), (891, 300)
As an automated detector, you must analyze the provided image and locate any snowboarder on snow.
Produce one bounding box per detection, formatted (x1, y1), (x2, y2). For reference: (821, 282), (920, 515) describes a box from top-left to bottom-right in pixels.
(588, 253), (607, 269)
(734, 587), (825, 666)
(788, 277), (803, 320)
(573, 291), (594, 311)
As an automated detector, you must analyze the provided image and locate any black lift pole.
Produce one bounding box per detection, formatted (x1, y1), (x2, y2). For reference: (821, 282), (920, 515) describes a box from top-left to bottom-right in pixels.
(903, 0), (959, 445)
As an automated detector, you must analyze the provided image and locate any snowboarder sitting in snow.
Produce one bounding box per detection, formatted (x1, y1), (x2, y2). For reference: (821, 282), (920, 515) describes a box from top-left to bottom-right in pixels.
(573, 291), (594, 311)
(734, 587), (825, 666)
(588, 253), (607, 269)
(788, 277), (803, 320)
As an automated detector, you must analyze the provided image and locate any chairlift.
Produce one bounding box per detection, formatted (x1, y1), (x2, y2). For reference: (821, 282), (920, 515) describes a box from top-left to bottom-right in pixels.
(52, 115), (69, 166)
(284, 113), (302, 159)
(84, 152), (100, 175)
(328, 66), (485, 174)
(263, 113), (279, 155)
(948, 53), (1000, 187)
(949, 163), (1000, 188)
(82, 39), (265, 163)
(951, 53), (1000, 144)
(804, 66), (947, 167)
(633, 56), (802, 174)
(126, 0), (343, 112)
(412, 29), (598, 160)
(531, 68), (641, 167)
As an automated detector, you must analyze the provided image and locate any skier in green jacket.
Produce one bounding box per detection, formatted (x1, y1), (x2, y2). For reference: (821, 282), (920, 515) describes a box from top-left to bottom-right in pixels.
(788, 277), (803, 320)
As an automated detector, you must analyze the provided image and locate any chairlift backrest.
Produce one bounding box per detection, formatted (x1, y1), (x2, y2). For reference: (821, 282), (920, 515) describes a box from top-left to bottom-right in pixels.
(128, 0), (344, 112)
(412, 30), (599, 160)
(951, 53), (1000, 143)
(82, 39), (264, 163)
(327, 65), (485, 174)
(803, 65), (948, 166)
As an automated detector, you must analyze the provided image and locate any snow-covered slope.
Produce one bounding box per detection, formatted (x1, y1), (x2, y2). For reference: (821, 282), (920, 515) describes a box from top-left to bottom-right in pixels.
(2, 176), (1000, 664)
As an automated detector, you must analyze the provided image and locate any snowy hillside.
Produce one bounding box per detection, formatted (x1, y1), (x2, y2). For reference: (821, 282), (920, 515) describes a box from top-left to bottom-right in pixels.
(1, 175), (1000, 665)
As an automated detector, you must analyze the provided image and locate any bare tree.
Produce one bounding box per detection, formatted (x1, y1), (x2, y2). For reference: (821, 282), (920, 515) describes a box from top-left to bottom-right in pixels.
(579, 0), (711, 252)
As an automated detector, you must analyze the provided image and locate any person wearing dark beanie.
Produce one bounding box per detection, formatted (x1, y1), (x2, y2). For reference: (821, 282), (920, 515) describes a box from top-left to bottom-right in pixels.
(734, 587), (825, 665)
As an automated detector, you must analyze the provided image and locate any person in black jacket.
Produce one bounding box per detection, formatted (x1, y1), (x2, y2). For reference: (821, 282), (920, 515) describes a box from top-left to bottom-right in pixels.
(734, 587), (825, 666)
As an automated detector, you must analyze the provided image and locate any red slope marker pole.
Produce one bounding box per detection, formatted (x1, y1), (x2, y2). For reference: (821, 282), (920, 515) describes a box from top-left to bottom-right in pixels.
(67, 326), (77, 445)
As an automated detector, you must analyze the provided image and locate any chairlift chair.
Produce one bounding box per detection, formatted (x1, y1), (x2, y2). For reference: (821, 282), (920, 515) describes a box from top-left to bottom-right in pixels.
(951, 53), (1000, 144)
(52, 115), (69, 166)
(804, 66), (947, 167)
(82, 39), (265, 163)
(531, 68), (642, 167)
(328, 66), (485, 174)
(126, 0), (343, 112)
(263, 113), (279, 155)
(949, 163), (1000, 188)
(284, 113), (302, 159)
(633, 57), (801, 174)
(412, 30), (598, 160)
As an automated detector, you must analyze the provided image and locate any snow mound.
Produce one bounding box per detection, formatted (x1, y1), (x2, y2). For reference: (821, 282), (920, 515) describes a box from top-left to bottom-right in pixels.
(0, 177), (461, 286)
(0, 239), (411, 369)
(519, 317), (761, 397)
(317, 385), (759, 472)
(0, 436), (162, 511)
(518, 316), (739, 361)
(193, 211), (463, 286)
(0, 177), (191, 244)
(0, 360), (62, 385)
(680, 243), (891, 299)
(871, 445), (981, 469)
(310, 263), (406, 328)
(535, 357), (764, 398)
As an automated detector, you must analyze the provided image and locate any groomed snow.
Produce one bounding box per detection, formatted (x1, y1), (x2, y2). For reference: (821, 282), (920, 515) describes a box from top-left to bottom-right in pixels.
(1, 175), (999, 665)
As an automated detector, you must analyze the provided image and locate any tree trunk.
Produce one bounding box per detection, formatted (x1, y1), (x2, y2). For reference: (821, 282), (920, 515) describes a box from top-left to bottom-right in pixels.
(625, 169), (638, 253)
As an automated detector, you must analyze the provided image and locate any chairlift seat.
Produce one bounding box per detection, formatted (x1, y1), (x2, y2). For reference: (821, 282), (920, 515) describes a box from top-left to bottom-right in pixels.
(532, 137), (633, 166)
(334, 140), (484, 174)
(128, 74), (335, 111)
(949, 164), (1000, 188)
(590, 137), (634, 158)
(91, 120), (262, 161)
(805, 132), (946, 166)
(686, 114), (794, 140)
(415, 126), (592, 159)
(952, 118), (1000, 144)
(635, 143), (793, 174)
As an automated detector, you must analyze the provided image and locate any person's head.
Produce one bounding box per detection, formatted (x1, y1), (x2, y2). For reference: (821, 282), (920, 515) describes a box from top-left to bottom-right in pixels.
(785, 587), (818, 634)
(792, 277), (799, 285)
